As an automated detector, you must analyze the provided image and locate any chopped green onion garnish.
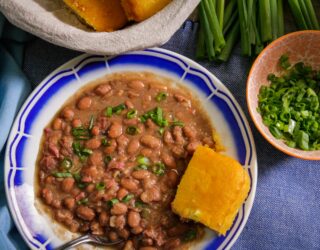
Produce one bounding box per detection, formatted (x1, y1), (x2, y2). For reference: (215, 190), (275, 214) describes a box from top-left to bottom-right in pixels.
(105, 107), (113, 117)
(88, 115), (94, 130)
(134, 164), (149, 171)
(183, 229), (197, 242)
(156, 92), (168, 102)
(137, 156), (150, 166)
(82, 148), (93, 155)
(140, 107), (168, 127)
(159, 127), (165, 135)
(104, 155), (112, 165)
(135, 200), (147, 208)
(61, 158), (73, 170)
(77, 197), (89, 205)
(171, 120), (185, 127)
(96, 182), (105, 191)
(72, 127), (91, 140)
(127, 109), (138, 119)
(101, 137), (108, 146)
(126, 126), (140, 135)
(122, 194), (134, 203)
(53, 172), (73, 178)
(113, 103), (126, 114)
(279, 54), (291, 69)
(73, 172), (81, 182)
(152, 162), (166, 176)
(108, 198), (119, 207)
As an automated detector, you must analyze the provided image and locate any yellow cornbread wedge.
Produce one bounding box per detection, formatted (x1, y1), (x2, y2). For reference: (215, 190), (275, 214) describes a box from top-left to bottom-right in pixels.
(172, 146), (250, 236)
(63, 0), (128, 32)
(121, 0), (172, 22)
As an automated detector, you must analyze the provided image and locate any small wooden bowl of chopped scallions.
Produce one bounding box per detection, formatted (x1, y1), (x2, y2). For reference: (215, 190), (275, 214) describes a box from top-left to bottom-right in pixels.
(258, 54), (320, 151)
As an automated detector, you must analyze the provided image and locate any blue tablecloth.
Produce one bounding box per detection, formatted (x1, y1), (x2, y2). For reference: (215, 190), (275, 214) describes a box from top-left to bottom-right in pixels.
(2, 6), (320, 250)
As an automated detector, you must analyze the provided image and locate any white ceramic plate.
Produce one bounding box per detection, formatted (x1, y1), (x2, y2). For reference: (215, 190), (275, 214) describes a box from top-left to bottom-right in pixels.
(0, 0), (199, 55)
(5, 48), (257, 249)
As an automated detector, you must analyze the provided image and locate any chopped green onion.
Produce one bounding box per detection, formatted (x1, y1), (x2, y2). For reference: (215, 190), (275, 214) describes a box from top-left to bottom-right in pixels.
(105, 107), (113, 117)
(183, 229), (197, 242)
(101, 137), (108, 146)
(279, 54), (291, 69)
(82, 148), (93, 155)
(122, 194), (134, 203)
(134, 165), (149, 171)
(137, 156), (150, 166)
(113, 103), (126, 115)
(72, 127), (91, 140)
(140, 107), (168, 127)
(159, 127), (165, 135)
(152, 162), (166, 176)
(126, 126), (140, 135)
(73, 172), (81, 182)
(156, 92), (168, 102)
(108, 198), (119, 207)
(88, 115), (94, 130)
(96, 182), (106, 191)
(104, 155), (112, 165)
(171, 120), (185, 127)
(127, 109), (138, 119)
(53, 172), (73, 178)
(135, 200), (147, 208)
(77, 198), (89, 205)
(61, 158), (73, 170)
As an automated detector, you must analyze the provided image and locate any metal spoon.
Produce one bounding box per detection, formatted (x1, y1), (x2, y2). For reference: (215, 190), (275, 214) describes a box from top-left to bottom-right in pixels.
(55, 234), (123, 250)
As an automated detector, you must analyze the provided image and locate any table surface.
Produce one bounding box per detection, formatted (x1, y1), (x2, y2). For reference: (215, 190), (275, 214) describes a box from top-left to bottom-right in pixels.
(21, 5), (320, 250)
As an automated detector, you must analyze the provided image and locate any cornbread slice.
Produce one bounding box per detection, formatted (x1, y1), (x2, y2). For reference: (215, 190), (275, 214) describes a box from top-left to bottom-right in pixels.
(63, 0), (128, 32)
(172, 146), (250, 236)
(121, 0), (172, 22)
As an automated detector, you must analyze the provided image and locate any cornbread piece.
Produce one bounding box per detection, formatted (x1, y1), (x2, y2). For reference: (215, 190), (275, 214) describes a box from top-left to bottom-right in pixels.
(63, 0), (128, 32)
(121, 0), (172, 22)
(172, 146), (250, 236)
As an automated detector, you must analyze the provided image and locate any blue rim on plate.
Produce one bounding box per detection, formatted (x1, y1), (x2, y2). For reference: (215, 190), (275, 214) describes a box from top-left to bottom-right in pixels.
(5, 48), (257, 250)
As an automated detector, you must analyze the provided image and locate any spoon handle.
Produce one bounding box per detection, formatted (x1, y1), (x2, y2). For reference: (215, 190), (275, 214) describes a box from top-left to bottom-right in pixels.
(55, 234), (93, 250)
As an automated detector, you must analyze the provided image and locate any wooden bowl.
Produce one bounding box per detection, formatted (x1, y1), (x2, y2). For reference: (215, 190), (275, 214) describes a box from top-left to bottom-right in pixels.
(247, 30), (320, 160)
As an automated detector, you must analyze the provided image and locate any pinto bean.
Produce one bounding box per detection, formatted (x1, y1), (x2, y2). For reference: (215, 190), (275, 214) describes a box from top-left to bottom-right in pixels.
(128, 91), (140, 98)
(125, 100), (134, 109)
(63, 197), (75, 210)
(121, 178), (139, 192)
(123, 118), (139, 126)
(123, 240), (134, 250)
(166, 170), (179, 188)
(183, 126), (197, 139)
(117, 135), (129, 155)
(48, 144), (59, 158)
(61, 177), (75, 193)
(109, 231), (119, 241)
(173, 126), (185, 145)
(127, 139), (140, 155)
(88, 151), (104, 166)
(128, 80), (145, 90)
(55, 209), (73, 224)
(164, 238), (181, 250)
(142, 175), (157, 189)
(77, 96), (92, 110)
(140, 148), (153, 157)
(108, 122), (123, 138)
(111, 203), (128, 215)
(72, 118), (82, 128)
(76, 206), (95, 221)
(140, 247), (157, 250)
(91, 125), (100, 136)
(163, 130), (174, 144)
(104, 139), (117, 154)
(110, 215), (126, 229)
(99, 211), (109, 226)
(132, 170), (150, 180)
(42, 188), (53, 205)
(117, 188), (129, 200)
(128, 211), (141, 228)
(161, 152), (176, 169)
(118, 228), (130, 239)
(131, 226), (143, 234)
(140, 135), (161, 149)
(52, 118), (62, 130)
(95, 84), (111, 96)
(141, 238), (154, 246)
(140, 186), (161, 203)
(90, 221), (104, 235)
(186, 141), (201, 154)
(51, 199), (62, 209)
(171, 146), (186, 158)
(61, 107), (74, 121)
(85, 138), (101, 149)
